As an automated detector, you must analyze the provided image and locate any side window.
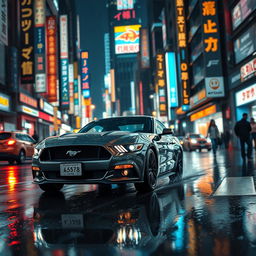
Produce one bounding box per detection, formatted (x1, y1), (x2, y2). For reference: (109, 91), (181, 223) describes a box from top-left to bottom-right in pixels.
(87, 125), (104, 133)
(156, 120), (165, 134)
(15, 134), (23, 140)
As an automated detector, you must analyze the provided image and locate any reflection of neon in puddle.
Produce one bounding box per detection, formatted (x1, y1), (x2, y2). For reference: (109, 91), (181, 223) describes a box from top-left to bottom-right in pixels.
(7, 167), (18, 192)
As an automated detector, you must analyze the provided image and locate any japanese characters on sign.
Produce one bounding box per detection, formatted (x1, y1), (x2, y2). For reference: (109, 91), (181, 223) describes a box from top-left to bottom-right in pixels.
(240, 58), (256, 82)
(46, 16), (57, 102)
(60, 15), (69, 107)
(117, 0), (134, 10)
(175, 0), (190, 106)
(20, 0), (34, 83)
(114, 25), (141, 54)
(140, 28), (150, 69)
(202, 0), (224, 98)
(114, 9), (136, 21)
(68, 64), (74, 114)
(0, 0), (8, 46)
(155, 52), (168, 117)
(165, 52), (178, 108)
(236, 83), (256, 107)
(35, 0), (46, 92)
(80, 51), (91, 99)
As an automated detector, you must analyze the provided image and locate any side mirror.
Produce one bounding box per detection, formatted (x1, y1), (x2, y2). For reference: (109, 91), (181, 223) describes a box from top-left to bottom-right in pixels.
(162, 128), (174, 135)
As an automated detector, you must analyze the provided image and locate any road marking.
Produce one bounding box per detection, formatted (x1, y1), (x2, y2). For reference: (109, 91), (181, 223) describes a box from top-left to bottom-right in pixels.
(213, 177), (256, 196)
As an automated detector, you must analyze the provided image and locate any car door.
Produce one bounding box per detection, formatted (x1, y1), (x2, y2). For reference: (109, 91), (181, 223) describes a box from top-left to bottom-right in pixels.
(154, 120), (170, 174)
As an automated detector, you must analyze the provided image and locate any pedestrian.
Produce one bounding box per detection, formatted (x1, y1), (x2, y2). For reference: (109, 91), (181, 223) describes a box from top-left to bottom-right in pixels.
(32, 132), (39, 143)
(234, 113), (252, 160)
(250, 117), (256, 150)
(207, 119), (220, 156)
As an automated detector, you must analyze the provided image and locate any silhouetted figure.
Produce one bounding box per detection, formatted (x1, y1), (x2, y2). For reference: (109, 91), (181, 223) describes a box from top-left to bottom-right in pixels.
(207, 119), (220, 156)
(234, 113), (252, 160)
(32, 132), (39, 143)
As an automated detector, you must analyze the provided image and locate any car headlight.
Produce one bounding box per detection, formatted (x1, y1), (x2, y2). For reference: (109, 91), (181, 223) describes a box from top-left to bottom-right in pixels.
(207, 138), (211, 143)
(191, 139), (197, 144)
(114, 144), (144, 153)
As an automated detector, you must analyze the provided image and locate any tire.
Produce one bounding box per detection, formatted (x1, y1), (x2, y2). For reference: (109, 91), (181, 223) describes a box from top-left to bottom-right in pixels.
(8, 160), (15, 165)
(135, 149), (158, 193)
(39, 183), (64, 192)
(16, 150), (26, 164)
(169, 152), (183, 183)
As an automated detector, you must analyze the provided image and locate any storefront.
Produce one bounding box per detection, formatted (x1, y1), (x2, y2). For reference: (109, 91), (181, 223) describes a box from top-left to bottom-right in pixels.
(18, 105), (38, 135)
(235, 82), (256, 120)
(0, 92), (16, 131)
(189, 104), (224, 136)
(38, 99), (55, 139)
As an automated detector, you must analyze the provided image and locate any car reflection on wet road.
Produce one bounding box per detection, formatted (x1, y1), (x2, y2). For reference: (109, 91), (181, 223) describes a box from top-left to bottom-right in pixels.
(0, 150), (256, 255)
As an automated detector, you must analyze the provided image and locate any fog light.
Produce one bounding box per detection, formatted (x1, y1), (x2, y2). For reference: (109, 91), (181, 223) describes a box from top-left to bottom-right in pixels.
(114, 164), (133, 170)
(121, 170), (129, 176)
(36, 171), (39, 176)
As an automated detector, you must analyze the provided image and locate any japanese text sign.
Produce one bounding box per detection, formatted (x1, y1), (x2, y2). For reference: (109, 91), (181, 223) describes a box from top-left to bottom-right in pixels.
(20, 0), (34, 83)
(155, 52), (167, 117)
(236, 83), (256, 107)
(80, 51), (91, 99)
(140, 28), (150, 69)
(114, 25), (141, 54)
(35, 0), (46, 92)
(60, 15), (69, 107)
(175, 0), (190, 106)
(117, 0), (134, 10)
(46, 16), (57, 102)
(202, 0), (224, 98)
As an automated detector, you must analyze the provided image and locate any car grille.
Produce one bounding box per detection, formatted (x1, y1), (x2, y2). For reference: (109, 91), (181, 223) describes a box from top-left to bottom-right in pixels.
(40, 146), (111, 161)
(198, 140), (206, 144)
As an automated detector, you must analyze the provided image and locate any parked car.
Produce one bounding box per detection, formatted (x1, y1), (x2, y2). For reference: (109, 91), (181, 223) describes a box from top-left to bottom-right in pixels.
(32, 116), (183, 193)
(0, 131), (36, 164)
(183, 133), (211, 152)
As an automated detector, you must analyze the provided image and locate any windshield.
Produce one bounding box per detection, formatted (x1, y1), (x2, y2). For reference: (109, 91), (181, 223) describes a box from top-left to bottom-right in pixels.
(190, 134), (204, 138)
(79, 117), (153, 133)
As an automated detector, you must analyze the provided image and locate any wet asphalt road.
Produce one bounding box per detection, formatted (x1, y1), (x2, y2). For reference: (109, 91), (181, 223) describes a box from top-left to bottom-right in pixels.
(0, 149), (256, 256)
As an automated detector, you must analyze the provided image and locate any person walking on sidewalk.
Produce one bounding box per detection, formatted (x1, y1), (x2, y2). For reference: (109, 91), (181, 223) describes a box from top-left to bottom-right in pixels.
(250, 117), (256, 150)
(234, 113), (252, 160)
(207, 119), (220, 156)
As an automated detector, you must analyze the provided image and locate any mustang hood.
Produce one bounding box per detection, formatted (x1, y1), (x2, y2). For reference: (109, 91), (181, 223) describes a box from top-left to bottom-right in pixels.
(41, 132), (141, 148)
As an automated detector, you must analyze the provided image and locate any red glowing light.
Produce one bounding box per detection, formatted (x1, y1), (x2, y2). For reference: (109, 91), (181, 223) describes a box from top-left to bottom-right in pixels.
(7, 139), (16, 146)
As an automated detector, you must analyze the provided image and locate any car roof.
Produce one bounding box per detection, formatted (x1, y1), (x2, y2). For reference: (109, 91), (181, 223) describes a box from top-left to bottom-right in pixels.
(94, 115), (154, 122)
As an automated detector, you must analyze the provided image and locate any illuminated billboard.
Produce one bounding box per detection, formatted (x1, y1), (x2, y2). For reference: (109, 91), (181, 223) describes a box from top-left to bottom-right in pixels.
(114, 25), (141, 54)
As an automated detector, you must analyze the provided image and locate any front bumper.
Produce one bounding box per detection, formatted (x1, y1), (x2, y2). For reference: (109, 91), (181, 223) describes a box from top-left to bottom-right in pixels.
(190, 143), (211, 150)
(32, 152), (145, 185)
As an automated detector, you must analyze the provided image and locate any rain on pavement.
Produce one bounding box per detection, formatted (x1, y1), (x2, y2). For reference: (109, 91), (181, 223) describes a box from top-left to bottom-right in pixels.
(0, 149), (256, 256)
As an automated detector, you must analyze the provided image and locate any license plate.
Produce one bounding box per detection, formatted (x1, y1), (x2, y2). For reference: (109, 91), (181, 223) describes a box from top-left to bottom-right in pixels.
(61, 214), (84, 228)
(60, 163), (82, 176)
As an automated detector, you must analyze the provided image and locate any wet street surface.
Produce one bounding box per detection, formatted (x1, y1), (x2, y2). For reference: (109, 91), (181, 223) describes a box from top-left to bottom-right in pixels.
(1, 149), (256, 255)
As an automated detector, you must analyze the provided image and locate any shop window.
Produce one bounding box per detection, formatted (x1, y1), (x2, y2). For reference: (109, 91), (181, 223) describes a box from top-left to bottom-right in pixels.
(0, 43), (6, 85)
(190, 29), (203, 62)
(192, 55), (204, 85)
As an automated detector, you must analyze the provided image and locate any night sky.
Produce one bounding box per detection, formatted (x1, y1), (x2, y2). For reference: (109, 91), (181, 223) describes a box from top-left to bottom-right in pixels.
(75, 0), (108, 118)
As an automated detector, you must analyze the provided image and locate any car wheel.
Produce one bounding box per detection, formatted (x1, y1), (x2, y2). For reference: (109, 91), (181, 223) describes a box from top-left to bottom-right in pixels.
(135, 149), (158, 193)
(39, 183), (64, 192)
(169, 152), (183, 183)
(16, 150), (26, 164)
(8, 160), (15, 165)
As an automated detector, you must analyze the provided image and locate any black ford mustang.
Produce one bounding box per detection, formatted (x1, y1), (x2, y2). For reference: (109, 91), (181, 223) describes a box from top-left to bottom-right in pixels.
(32, 116), (183, 192)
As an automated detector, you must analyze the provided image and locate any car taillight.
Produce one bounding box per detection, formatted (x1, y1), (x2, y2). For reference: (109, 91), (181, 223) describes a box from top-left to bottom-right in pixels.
(7, 139), (16, 146)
